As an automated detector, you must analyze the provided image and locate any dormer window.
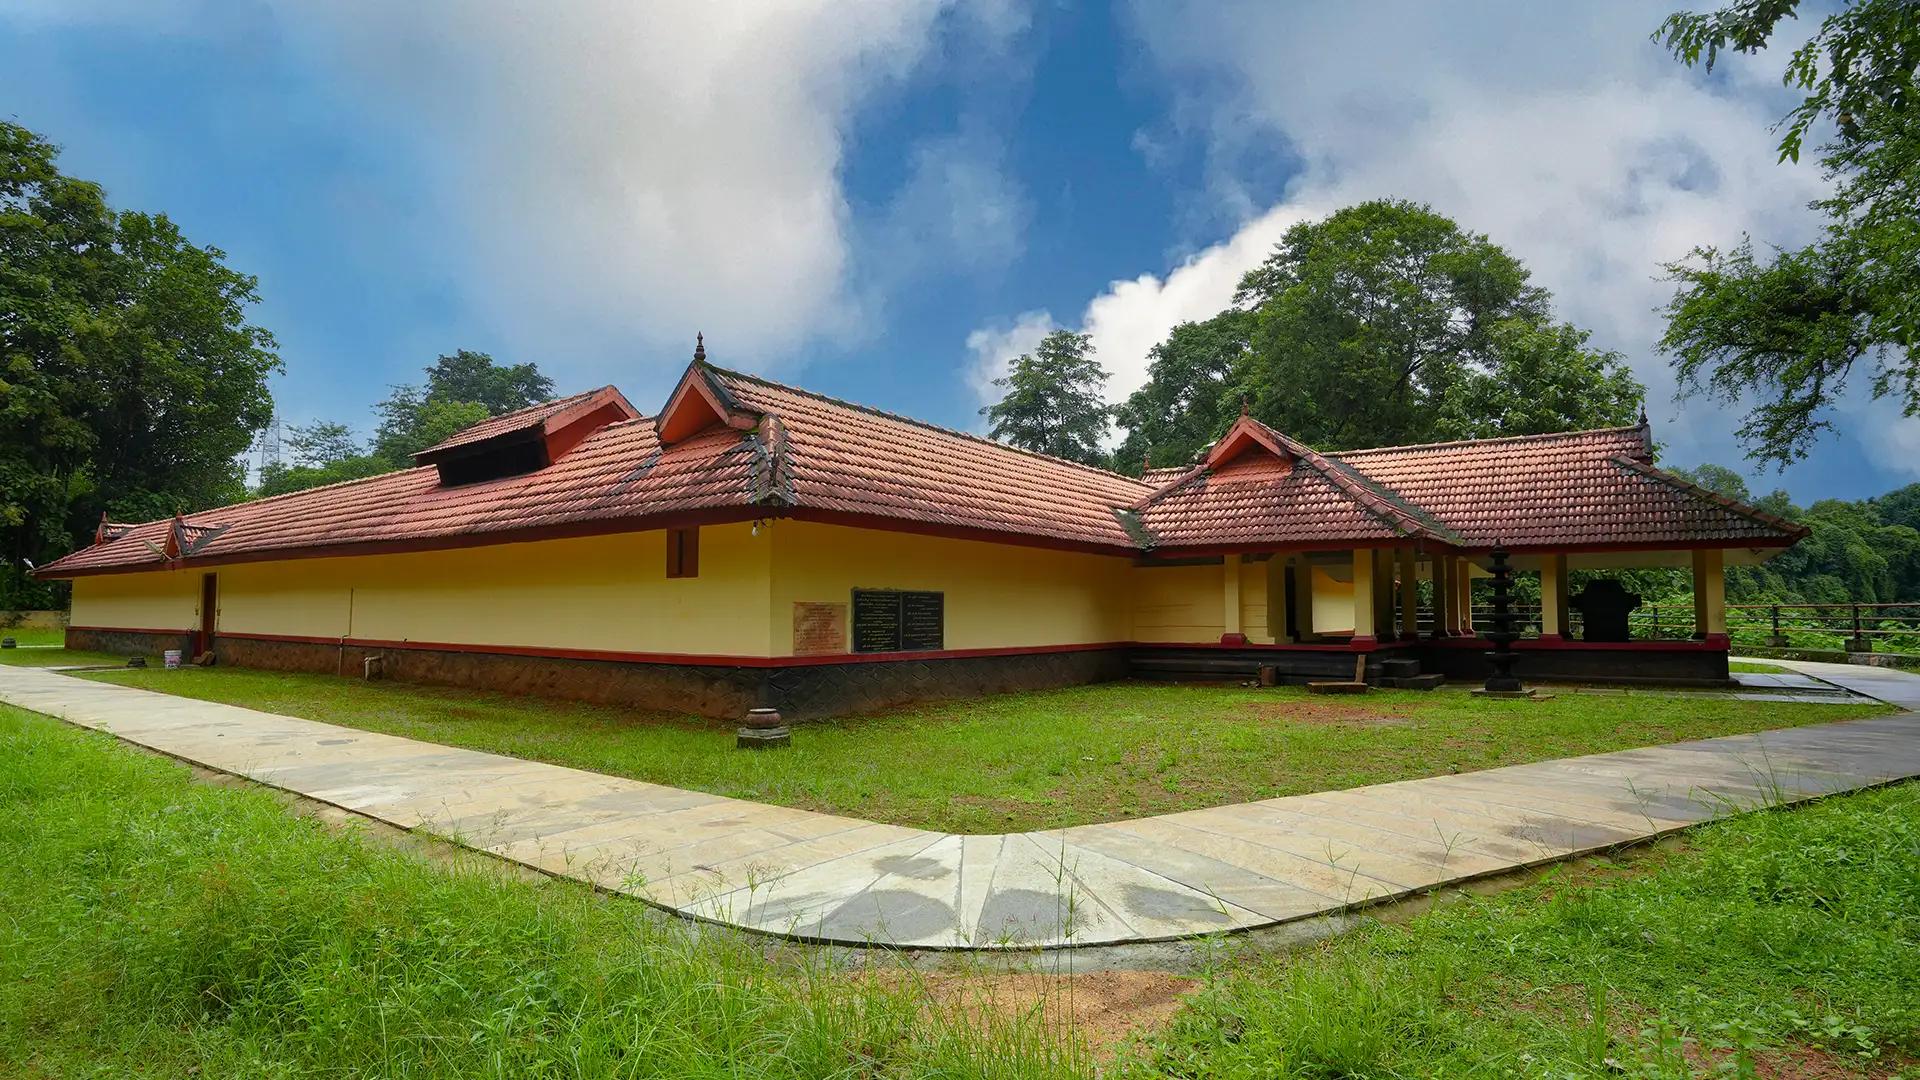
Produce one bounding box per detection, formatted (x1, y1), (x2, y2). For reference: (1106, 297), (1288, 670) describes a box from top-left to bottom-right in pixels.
(411, 386), (638, 486)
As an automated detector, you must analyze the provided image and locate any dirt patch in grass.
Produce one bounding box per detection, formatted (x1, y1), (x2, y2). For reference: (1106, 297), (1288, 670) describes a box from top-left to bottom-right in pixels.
(1241, 698), (1415, 726)
(892, 970), (1197, 1059)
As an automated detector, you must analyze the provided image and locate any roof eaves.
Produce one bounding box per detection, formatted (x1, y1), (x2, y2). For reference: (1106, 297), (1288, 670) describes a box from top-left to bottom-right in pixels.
(1609, 456), (1810, 540)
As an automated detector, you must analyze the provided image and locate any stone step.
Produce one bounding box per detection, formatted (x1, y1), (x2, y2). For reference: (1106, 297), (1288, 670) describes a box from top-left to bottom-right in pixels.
(1375, 657), (1423, 678)
(1379, 673), (1447, 691)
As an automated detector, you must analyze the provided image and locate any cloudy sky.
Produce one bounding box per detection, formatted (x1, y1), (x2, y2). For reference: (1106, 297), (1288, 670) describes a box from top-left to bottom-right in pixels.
(5, 0), (1909, 499)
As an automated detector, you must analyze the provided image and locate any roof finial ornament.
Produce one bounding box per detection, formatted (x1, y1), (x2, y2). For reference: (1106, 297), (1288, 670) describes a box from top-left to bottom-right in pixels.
(1240, 395), (1249, 417)
(693, 331), (706, 364)
(1638, 405), (1649, 428)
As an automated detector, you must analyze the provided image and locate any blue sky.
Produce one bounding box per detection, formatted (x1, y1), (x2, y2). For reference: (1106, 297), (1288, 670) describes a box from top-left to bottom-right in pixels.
(5, 1), (1912, 502)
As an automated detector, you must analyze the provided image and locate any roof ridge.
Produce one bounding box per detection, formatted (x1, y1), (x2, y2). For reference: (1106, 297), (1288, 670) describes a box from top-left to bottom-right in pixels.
(1609, 456), (1810, 539)
(704, 363), (1153, 489)
(1330, 424), (1646, 459)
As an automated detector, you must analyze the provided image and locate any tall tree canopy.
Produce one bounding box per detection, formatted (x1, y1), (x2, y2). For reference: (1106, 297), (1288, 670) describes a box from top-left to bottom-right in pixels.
(1, 121), (279, 606)
(981, 330), (1112, 467)
(1116, 199), (1645, 470)
(1657, 0), (1920, 466)
(1112, 312), (1250, 473)
(370, 350), (552, 464)
(260, 351), (553, 498)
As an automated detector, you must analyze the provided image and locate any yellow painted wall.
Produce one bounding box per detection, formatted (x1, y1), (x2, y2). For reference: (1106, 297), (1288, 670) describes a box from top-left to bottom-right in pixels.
(69, 522), (1382, 657)
(767, 521), (1132, 653)
(75, 525), (774, 657)
(1129, 561), (1223, 642)
(70, 570), (201, 630)
(1311, 567), (1356, 635)
(1240, 557), (1271, 643)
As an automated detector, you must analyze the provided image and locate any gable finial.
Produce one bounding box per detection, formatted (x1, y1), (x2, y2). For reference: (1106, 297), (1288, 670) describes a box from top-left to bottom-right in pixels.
(693, 331), (706, 364)
(1638, 405), (1649, 427)
(1240, 395), (1249, 417)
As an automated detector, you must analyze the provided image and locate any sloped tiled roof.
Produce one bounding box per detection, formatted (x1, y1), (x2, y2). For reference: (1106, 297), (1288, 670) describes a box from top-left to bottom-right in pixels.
(413, 387), (607, 457)
(1330, 426), (1804, 549)
(709, 367), (1153, 549)
(36, 362), (1805, 578)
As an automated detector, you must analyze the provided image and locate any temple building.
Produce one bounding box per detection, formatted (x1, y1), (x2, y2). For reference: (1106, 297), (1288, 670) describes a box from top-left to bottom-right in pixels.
(38, 351), (1805, 719)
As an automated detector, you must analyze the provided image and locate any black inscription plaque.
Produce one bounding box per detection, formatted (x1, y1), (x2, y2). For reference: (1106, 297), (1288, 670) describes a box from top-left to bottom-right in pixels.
(851, 589), (944, 653)
(900, 591), (945, 651)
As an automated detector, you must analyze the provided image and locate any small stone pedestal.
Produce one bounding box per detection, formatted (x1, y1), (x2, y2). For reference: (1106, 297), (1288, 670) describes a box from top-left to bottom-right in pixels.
(0, 637), (15, 649)
(1766, 634), (1791, 648)
(736, 707), (791, 750)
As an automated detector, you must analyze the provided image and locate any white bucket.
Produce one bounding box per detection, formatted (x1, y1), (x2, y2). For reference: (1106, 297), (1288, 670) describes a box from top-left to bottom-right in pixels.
(163, 649), (182, 670)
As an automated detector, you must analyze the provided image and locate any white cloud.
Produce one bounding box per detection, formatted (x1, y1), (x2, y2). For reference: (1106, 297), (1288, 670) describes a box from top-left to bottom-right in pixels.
(964, 308), (1055, 407)
(974, 1), (1841, 467)
(34, 0), (1027, 383)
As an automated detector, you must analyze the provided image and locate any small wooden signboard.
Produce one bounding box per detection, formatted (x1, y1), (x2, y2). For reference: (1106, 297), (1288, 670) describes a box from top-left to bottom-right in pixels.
(791, 601), (848, 656)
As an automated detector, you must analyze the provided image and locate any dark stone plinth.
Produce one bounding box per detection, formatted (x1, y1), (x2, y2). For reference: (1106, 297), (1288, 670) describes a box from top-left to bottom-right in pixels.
(0, 637), (14, 649)
(736, 726), (792, 749)
(1846, 636), (1873, 653)
(737, 708), (791, 749)
(1767, 634), (1791, 648)
(125, 655), (146, 668)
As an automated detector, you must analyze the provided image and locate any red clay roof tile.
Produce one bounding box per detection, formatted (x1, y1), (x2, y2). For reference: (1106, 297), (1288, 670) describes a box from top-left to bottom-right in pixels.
(35, 363), (1804, 578)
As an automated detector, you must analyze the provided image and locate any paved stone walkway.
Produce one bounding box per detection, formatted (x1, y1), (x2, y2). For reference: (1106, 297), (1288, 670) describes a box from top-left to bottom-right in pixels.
(5, 663), (1919, 950)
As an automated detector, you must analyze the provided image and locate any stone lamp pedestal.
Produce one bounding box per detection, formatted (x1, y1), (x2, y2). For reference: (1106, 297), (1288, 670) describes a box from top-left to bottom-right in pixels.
(737, 707), (791, 749)
(1472, 544), (1543, 700)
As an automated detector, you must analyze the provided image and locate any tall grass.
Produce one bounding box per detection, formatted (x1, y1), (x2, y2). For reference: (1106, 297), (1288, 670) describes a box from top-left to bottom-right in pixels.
(0, 705), (1082, 1078)
(1128, 780), (1920, 1077)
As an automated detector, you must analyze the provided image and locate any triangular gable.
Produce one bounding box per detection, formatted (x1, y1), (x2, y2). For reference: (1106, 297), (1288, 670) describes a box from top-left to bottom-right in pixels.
(657, 363), (760, 445)
(1204, 415), (1298, 470)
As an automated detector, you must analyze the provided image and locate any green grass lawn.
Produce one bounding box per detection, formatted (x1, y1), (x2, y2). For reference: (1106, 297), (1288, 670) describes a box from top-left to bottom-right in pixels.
(1129, 779), (1920, 1079)
(76, 665), (1889, 833)
(1729, 660), (1794, 674)
(0, 624), (65, 647)
(0, 644), (125, 667)
(6, 702), (1917, 1077)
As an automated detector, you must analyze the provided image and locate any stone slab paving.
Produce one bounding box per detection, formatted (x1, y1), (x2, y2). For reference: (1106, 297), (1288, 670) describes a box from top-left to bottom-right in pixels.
(5, 663), (1920, 951)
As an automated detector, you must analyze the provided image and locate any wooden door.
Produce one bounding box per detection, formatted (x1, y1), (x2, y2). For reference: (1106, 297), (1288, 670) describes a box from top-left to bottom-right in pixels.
(199, 572), (218, 654)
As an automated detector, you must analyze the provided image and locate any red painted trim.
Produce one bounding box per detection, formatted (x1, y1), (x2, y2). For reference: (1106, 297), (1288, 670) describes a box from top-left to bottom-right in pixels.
(1467, 538), (1796, 556)
(782, 507), (1139, 558)
(1143, 539), (1458, 558)
(1425, 635), (1730, 653)
(207, 630), (1132, 668)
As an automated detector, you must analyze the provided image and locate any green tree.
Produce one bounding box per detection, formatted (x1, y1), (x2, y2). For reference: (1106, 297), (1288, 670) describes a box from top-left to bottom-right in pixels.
(1112, 312), (1250, 474)
(981, 330), (1111, 467)
(1116, 200), (1643, 467)
(1656, 0), (1920, 466)
(1, 121), (278, 606)
(370, 352), (550, 464)
(285, 421), (359, 468)
(419, 349), (553, 414)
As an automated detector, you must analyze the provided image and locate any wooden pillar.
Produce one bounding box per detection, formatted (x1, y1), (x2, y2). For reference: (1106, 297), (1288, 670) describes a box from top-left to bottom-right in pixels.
(1292, 556), (1316, 642)
(1398, 547), (1419, 638)
(1351, 548), (1376, 645)
(1222, 553), (1244, 644)
(1540, 554), (1568, 641)
(1372, 549), (1395, 641)
(1692, 548), (1725, 640)
(1456, 557), (1476, 636)
(1431, 554), (1453, 636)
